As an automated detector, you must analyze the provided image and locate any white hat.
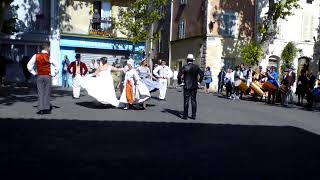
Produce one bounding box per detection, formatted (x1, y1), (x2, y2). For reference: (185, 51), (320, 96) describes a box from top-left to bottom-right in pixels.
(187, 54), (195, 60)
(127, 58), (134, 67)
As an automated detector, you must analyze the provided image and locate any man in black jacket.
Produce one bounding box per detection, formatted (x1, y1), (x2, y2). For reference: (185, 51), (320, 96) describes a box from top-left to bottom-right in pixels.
(178, 54), (204, 120)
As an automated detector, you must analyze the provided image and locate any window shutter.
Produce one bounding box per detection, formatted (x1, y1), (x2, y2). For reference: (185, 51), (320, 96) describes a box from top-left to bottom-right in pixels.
(301, 12), (314, 41)
(230, 14), (237, 37)
(221, 14), (229, 36)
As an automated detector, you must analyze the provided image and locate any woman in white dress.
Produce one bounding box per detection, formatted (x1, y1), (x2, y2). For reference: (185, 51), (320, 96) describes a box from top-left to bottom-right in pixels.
(80, 57), (123, 107)
(120, 59), (151, 110)
(137, 59), (161, 92)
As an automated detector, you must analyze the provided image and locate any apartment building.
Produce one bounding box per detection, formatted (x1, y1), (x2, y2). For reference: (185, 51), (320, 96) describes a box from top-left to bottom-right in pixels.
(170, 0), (256, 90)
(55, 0), (146, 86)
(0, 0), (55, 81)
(256, 0), (320, 78)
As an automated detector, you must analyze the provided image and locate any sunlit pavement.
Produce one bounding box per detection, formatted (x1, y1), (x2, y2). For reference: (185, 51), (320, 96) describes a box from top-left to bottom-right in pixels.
(1, 83), (320, 135)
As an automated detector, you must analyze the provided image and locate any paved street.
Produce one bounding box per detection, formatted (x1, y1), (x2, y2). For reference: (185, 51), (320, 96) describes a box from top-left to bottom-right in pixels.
(1, 83), (320, 134)
(1, 83), (320, 179)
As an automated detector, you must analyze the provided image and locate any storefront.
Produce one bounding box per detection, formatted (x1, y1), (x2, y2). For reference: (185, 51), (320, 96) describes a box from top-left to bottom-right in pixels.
(59, 35), (145, 86)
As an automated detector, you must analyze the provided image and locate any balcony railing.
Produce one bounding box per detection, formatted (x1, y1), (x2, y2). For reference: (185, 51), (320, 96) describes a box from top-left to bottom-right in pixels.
(89, 18), (115, 37)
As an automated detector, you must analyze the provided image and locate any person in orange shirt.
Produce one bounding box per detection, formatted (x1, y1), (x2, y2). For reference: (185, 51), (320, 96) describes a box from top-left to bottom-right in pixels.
(27, 43), (59, 114)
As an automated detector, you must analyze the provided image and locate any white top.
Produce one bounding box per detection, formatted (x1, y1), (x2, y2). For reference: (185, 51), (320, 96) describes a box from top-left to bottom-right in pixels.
(225, 72), (234, 83)
(173, 71), (178, 80)
(27, 50), (59, 77)
(153, 65), (173, 79)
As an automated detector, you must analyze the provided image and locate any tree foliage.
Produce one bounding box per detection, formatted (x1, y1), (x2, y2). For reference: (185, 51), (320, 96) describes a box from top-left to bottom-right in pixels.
(259, 0), (300, 44)
(114, 0), (169, 45)
(241, 41), (264, 66)
(280, 42), (297, 73)
(0, 0), (14, 33)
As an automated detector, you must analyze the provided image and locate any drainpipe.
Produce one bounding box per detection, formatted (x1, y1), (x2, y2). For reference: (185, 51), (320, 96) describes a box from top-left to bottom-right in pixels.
(169, 0), (173, 69)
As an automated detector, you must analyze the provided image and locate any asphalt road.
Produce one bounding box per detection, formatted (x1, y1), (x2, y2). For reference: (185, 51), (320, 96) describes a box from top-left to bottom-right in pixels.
(1, 83), (320, 134)
(1, 83), (320, 179)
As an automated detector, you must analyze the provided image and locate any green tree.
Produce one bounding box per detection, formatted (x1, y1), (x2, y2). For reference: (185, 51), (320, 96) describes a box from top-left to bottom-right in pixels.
(241, 41), (264, 66)
(114, 0), (169, 49)
(280, 42), (297, 73)
(0, 0), (14, 33)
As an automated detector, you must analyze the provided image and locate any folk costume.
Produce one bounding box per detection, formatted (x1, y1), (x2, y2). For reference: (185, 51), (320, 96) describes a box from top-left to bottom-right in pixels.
(153, 63), (173, 100)
(120, 59), (150, 109)
(67, 54), (88, 98)
(27, 49), (59, 114)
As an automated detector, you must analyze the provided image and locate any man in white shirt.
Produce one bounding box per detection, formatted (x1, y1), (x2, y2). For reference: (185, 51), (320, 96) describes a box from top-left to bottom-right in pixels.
(27, 43), (59, 114)
(153, 60), (173, 100)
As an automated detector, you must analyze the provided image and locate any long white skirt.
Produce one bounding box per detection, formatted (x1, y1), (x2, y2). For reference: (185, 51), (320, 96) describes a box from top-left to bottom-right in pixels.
(119, 81), (151, 104)
(80, 75), (120, 107)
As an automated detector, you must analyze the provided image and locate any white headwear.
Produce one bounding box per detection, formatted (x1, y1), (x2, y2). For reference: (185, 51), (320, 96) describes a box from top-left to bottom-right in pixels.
(127, 58), (134, 67)
(187, 54), (195, 60)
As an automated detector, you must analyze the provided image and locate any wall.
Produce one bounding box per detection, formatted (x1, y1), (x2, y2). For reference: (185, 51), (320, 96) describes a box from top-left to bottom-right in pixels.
(205, 0), (255, 91)
(258, 0), (320, 78)
(171, 0), (205, 41)
(60, 0), (93, 35)
(171, 36), (204, 69)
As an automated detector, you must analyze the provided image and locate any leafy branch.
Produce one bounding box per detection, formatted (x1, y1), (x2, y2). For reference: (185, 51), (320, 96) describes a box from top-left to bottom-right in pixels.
(114, 0), (169, 45)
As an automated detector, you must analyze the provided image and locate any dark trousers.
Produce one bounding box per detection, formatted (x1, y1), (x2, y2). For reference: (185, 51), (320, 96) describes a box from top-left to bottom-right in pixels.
(37, 75), (52, 110)
(183, 89), (197, 118)
(218, 82), (224, 93)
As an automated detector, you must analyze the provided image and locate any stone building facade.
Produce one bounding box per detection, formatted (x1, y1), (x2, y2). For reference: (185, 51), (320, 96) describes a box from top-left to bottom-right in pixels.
(170, 0), (256, 90)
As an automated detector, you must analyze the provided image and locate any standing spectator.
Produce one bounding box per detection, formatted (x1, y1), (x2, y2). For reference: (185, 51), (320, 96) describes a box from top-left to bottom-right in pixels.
(295, 70), (308, 106)
(224, 68), (234, 99)
(172, 67), (179, 89)
(0, 55), (7, 86)
(67, 54), (88, 99)
(61, 55), (70, 88)
(21, 56), (31, 83)
(96, 59), (101, 69)
(233, 65), (244, 100)
(92, 9), (101, 30)
(27, 43), (59, 114)
(288, 66), (296, 104)
(203, 67), (212, 93)
(217, 68), (225, 94)
(280, 68), (290, 107)
(245, 65), (253, 87)
(224, 68), (233, 99)
(306, 72), (317, 107)
(240, 63), (245, 73)
(89, 59), (96, 73)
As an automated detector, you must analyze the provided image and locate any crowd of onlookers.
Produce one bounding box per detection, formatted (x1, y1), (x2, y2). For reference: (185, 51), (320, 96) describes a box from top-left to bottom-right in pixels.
(203, 63), (320, 109)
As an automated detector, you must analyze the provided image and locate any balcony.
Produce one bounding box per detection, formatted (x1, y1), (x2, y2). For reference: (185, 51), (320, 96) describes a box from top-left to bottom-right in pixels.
(89, 18), (115, 37)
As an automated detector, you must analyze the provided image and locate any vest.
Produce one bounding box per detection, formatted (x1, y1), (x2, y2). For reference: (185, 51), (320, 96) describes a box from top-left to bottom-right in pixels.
(36, 53), (51, 76)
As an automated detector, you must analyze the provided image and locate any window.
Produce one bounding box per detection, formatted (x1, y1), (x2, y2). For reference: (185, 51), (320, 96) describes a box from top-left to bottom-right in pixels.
(222, 58), (235, 70)
(178, 19), (186, 39)
(159, 5), (166, 17)
(301, 12), (314, 41)
(306, 0), (313, 4)
(180, 0), (187, 5)
(158, 29), (164, 53)
(220, 12), (237, 37)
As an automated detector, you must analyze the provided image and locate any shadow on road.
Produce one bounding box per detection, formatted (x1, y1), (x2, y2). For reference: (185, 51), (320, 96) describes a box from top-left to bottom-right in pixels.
(0, 82), (72, 106)
(76, 101), (116, 109)
(1, 118), (320, 179)
(162, 108), (183, 118)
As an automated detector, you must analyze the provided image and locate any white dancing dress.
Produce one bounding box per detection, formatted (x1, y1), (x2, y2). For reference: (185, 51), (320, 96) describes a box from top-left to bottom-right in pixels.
(119, 68), (150, 104)
(80, 67), (119, 107)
